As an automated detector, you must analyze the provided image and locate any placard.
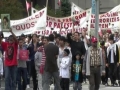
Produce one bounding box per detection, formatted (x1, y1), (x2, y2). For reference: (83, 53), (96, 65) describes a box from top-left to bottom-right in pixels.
(19, 50), (29, 61)
(1, 14), (10, 32)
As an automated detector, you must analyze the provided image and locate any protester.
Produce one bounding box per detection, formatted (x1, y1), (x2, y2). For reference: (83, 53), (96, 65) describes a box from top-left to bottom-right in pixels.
(100, 41), (109, 86)
(27, 34), (40, 90)
(17, 38), (28, 90)
(107, 34), (119, 86)
(82, 37), (105, 90)
(35, 37), (49, 90)
(35, 48), (42, 90)
(43, 34), (62, 90)
(71, 51), (83, 90)
(69, 32), (86, 62)
(0, 28), (18, 90)
(60, 49), (71, 90)
(58, 36), (72, 68)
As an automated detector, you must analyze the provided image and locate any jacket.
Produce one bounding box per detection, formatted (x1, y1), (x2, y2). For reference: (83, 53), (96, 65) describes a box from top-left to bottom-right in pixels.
(59, 56), (71, 78)
(71, 59), (83, 83)
(82, 46), (105, 76)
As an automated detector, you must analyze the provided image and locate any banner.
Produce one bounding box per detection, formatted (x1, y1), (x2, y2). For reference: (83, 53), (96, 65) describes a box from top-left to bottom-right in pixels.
(2, 7), (47, 37)
(71, 3), (120, 30)
(32, 7), (91, 36)
(1, 5), (120, 37)
(71, 2), (84, 15)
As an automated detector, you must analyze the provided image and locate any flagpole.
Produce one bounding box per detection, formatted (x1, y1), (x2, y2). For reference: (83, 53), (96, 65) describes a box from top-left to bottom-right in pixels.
(31, 2), (33, 15)
(46, 0), (48, 8)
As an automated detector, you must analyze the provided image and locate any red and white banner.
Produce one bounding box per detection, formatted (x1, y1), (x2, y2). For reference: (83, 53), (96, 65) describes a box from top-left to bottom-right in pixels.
(71, 3), (120, 32)
(1, 5), (120, 37)
(1, 7), (47, 37)
(71, 2), (84, 15)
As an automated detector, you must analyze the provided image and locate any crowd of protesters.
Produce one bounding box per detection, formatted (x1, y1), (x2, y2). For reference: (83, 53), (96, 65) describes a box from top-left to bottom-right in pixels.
(0, 28), (120, 90)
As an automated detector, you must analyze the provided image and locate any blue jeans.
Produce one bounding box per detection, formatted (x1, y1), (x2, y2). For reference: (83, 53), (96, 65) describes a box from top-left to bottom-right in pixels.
(17, 67), (27, 90)
(5, 66), (17, 90)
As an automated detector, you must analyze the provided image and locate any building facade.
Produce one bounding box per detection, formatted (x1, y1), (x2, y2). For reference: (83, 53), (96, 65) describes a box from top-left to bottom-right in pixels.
(68, 0), (120, 13)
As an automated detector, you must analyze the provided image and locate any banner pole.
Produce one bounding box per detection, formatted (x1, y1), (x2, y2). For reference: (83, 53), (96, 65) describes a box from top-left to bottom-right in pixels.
(31, 2), (33, 15)
(46, 0), (48, 8)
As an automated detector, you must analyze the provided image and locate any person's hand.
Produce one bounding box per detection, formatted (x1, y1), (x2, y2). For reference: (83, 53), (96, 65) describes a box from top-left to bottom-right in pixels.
(117, 62), (119, 67)
(102, 72), (105, 76)
(106, 63), (109, 67)
(59, 76), (62, 79)
(81, 55), (84, 59)
(82, 72), (85, 75)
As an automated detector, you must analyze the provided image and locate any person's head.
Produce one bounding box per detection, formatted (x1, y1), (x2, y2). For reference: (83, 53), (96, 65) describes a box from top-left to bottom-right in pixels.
(8, 35), (14, 44)
(100, 41), (105, 48)
(18, 38), (24, 47)
(3, 16), (8, 23)
(21, 34), (25, 42)
(43, 37), (49, 46)
(41, 36), (45, 43)
(64, 49), (70, 56)
(106, 33), (109, 38)
(109, 34), (114, 44)
(49, 34), (54, 42)
(75, 51), (81, 60)
(53, 31), (57, 37)
(55, 34), (61, 44)
(59, 36), (66, 46)
(74, 32), (80, 41)
(114, 31), (118, 37)
(32, 34), (38, 43)
(91, 37), (98, 48)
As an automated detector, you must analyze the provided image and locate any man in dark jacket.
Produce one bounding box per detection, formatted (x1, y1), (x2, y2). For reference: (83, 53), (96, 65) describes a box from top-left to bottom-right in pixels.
(43, 34), (61, 90)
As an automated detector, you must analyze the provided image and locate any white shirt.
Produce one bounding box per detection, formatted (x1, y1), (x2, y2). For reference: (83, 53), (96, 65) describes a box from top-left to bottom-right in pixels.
(107, 44), (116, 63)
(57, 46), (72, 68)
(59, 56), (71, 78)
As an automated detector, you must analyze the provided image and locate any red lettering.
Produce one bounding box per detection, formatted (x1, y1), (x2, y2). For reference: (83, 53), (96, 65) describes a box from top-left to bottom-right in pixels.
(26, 23), (31, 29)
(16, 25), (21, 30)
(31, 22), (35, 27)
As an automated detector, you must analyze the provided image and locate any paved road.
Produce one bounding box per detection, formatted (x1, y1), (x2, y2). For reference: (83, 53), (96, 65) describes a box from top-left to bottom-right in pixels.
(1, 80), (120, 90)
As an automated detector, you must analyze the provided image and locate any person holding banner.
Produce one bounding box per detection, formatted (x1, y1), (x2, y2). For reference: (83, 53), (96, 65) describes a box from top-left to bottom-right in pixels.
(17, 38), (29, 90)
(0, 28), (18, 90)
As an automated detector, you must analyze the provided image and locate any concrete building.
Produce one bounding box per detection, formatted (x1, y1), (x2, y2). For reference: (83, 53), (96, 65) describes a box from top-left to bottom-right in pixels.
(68, 0), (120, 13)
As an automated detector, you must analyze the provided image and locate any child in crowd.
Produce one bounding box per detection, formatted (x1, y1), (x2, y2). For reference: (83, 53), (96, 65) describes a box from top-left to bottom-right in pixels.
(60, 49), (71, 90)
(35, 49), (43, 90)
(71, 51), (83, 90)
(17, 38), (28, 90)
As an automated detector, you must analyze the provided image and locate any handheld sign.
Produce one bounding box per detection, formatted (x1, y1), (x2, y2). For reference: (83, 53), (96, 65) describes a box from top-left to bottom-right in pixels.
(1, 14), (10, 32)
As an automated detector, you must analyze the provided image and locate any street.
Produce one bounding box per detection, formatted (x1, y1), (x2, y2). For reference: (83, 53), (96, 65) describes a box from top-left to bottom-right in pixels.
(1, 80), (120, 90)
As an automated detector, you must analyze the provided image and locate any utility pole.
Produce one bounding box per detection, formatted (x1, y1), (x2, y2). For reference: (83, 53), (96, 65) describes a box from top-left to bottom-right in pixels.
(95, 0), (99, 40)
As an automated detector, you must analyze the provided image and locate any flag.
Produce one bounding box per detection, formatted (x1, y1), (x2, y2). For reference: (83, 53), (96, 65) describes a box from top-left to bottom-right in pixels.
(26, 0), (31, 12)
(57, 0), (61, 6)
(98, 28), (102, 37)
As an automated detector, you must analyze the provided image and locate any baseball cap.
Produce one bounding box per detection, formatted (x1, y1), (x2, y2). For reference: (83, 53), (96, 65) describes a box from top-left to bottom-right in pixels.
(91, 37), (97, 43)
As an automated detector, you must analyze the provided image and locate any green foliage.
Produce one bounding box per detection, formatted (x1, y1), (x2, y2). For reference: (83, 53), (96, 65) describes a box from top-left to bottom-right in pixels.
(34, 0), (71, 18)
(61, 0), (71, 17)
(0, 0), (24, 20)
(35, 4), (62, 17)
